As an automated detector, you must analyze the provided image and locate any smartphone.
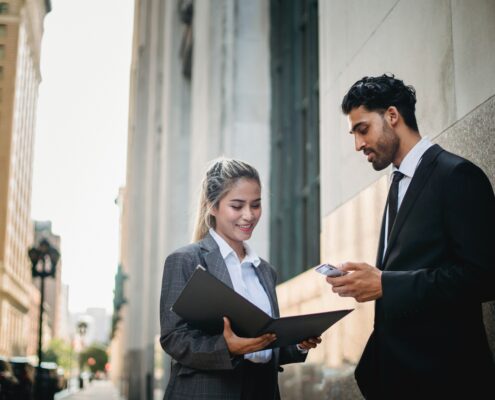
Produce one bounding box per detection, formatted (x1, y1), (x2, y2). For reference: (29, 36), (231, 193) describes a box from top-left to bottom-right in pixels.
(314, 263), (347, 277)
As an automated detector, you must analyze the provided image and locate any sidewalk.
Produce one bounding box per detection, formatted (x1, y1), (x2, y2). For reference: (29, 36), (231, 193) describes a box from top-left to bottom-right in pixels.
(55, 380), (122, 400)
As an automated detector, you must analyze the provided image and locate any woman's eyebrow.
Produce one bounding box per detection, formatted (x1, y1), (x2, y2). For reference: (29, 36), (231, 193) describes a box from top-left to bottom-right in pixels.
(229, 198), (261, 203)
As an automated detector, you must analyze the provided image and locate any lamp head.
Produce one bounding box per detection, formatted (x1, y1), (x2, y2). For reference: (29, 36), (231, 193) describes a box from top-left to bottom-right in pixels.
(28, 247), (41, 267)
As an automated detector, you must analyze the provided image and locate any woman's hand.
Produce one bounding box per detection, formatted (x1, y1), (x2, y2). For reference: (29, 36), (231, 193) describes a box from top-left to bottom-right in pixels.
(223, 317), (276, 356)
(297, 336), (322, 351)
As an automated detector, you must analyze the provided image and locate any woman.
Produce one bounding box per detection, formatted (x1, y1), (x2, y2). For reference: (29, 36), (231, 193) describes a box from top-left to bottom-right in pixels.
(160, 158), (320, 399)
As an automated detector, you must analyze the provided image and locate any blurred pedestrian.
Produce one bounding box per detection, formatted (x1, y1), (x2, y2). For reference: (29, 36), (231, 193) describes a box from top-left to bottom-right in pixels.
(0, 358), (18, 400)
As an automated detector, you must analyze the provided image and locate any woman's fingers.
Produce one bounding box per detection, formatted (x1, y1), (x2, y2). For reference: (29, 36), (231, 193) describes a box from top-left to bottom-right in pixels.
(237, 334), (277, 354)
(223, 317), (232, 333)
(298, 336), (322, 350)
(248, 333), (276, 351)
(223, 320), (277, 355)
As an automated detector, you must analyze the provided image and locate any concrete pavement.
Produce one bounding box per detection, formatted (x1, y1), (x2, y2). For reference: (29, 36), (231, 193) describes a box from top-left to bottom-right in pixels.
(55, 380), (122, 400)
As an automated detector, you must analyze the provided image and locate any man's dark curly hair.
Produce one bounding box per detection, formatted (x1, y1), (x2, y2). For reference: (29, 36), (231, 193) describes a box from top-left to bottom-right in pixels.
(341, 74), (419, 132)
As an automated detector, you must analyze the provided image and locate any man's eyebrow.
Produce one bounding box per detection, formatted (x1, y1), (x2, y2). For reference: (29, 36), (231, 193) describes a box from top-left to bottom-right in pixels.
(349, 121), (366, 134)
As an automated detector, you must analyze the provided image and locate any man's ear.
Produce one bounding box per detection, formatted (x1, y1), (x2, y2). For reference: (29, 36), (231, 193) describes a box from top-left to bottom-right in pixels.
(386, 106), (399, 127)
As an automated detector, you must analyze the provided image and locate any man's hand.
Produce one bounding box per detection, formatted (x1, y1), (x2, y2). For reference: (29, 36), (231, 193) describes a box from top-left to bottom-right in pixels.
(325, 262), (382, 302)
(297, 336), (322, 351)
(223, 317), (276, 356)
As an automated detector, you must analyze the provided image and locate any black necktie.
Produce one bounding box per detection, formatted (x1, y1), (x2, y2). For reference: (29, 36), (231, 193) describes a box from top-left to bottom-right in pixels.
(387, 171), (405, 239)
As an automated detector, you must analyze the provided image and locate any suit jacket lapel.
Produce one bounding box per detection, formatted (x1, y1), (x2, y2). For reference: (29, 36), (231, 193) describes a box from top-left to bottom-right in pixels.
(376, 205), (387, 270)
(382, 144), (443, 266)
(199, 233), (234, 289)
(254, 263), (279, 318)
(199, 233), (278, 317)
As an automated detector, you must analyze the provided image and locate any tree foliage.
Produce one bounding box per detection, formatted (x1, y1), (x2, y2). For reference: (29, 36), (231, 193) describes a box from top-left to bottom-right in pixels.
(43, 338), (73, 371)
(79, 343), (108, 373)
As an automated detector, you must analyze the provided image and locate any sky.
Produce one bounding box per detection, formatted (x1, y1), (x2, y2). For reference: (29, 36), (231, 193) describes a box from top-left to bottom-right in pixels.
(31, 0), (134, 314)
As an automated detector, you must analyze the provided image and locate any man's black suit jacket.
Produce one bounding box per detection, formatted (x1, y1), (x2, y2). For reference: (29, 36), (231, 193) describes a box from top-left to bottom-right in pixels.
(355, 144), (495, 399)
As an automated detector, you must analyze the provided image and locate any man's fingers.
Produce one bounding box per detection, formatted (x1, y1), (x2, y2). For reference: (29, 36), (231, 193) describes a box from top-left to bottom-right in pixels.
(339, 262), (354, 272)
(331, 284), (355, 297)
(326, 275), (347, 285)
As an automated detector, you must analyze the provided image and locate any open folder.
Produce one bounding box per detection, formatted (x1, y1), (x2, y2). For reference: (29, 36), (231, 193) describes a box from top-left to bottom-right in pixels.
(171, 265), (353, 349)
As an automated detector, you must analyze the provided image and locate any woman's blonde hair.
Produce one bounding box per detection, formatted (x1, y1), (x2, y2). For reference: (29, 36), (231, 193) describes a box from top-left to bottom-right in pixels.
(192, 158), (261, 242)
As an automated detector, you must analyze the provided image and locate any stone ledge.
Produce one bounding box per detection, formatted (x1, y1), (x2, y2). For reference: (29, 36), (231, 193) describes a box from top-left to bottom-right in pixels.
(279, 362), (364, 400)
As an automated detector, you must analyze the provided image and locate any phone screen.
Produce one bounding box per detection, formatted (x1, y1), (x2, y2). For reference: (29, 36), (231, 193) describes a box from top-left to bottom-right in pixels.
(314, 263), (347, 277)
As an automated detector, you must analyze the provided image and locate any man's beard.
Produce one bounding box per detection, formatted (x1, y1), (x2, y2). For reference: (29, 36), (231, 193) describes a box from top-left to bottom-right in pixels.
(371, 122), (400, 171)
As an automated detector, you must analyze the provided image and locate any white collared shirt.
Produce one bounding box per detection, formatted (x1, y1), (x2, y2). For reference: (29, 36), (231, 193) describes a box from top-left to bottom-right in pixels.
(209, 228), (273, 363)
(384, 137), (433, 253)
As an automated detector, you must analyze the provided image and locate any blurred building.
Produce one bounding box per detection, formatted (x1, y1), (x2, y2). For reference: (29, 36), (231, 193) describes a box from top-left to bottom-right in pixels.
(0, 0), (51, 357)
(57, 283), (71, 341)
(113, 0), (495, 399)
(85, 307), (111, 345)
(71, 308), (111, 347)
(109, 186), (129, 394)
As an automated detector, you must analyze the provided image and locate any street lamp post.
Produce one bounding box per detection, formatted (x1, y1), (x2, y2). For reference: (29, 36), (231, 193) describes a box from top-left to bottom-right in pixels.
(28, 238), (60, 398)
(76, 320), (88, 389)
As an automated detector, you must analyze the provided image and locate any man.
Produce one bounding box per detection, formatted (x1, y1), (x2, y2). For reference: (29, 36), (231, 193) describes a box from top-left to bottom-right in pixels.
(326, 74), (495, 399)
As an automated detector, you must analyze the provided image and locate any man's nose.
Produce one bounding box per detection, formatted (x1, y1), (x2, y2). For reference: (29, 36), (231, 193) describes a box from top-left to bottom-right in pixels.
(354, 135), (365, 152)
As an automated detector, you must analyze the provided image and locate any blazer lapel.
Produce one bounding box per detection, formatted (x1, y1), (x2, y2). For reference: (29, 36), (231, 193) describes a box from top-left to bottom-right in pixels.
(199, 233), (234, 289)
(382, 144), (443, 266)
(254, 262), (279, 318)
(199, 234), (278, 317)
(376, 205), (387, 270)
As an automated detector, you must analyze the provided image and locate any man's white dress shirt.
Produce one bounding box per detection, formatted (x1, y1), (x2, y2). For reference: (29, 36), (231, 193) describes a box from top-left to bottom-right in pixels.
(384, 137), (433, 253)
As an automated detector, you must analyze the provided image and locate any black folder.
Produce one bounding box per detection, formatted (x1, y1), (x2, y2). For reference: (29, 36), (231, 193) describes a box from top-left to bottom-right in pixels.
(171, 265), (353, 348)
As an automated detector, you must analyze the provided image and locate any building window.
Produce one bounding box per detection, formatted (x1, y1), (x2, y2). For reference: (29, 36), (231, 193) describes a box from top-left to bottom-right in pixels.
(0, 66), (3, 79)
(0, 25), (6, 37)
(0, 45), (4, 59)
(270, 0), (320, 282)
(0, 3), (8, 14)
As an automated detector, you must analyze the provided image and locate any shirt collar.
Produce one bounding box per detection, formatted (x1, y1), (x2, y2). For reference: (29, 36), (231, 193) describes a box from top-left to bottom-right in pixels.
(209, 228), (261, 267)
(243, 241), (261, 267)
(392, 136), (433, 178)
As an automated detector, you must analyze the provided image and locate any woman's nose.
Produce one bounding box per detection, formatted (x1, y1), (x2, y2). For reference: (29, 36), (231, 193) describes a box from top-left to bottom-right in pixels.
(243, 209), (255, 220)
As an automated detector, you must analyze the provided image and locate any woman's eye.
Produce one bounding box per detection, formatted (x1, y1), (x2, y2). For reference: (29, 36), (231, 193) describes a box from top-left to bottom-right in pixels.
(251, 204), (261, 209)
(231, 206), (242, 210)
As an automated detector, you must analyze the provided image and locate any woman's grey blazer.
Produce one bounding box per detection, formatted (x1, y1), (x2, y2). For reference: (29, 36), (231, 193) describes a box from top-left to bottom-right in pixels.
(159, 233), (306, 400)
